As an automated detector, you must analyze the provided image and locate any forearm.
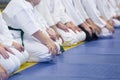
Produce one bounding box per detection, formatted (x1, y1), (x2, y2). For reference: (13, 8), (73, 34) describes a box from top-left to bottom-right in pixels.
(32, 30), (52, 45)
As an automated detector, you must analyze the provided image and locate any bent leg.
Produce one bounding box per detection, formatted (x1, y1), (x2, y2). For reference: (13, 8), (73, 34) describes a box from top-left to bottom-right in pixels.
(24, 40), (52, 62)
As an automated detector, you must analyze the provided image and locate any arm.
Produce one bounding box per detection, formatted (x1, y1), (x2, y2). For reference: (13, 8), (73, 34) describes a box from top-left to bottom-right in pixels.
(32, 30), (58, 56)
(0, 43), (14, 59)
(65, 21), (81, 33)
(11, 9), (58, 55)
(51, 25), (63, 41)
(0, 14), (24, 52)
(86, 18), (101, 34)
(56, 21), (69, 32)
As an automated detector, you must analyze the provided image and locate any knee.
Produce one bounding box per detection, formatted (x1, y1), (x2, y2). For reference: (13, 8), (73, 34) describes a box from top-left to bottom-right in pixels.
(28, 52), (52, 62)
(8, 53), (21, 73)
(0, 54), (20, 74)
(99, 28), (113, 37)
(27, 47), (52, 62)
(10, 48), (28, 64)
(79, 31), (86, 41)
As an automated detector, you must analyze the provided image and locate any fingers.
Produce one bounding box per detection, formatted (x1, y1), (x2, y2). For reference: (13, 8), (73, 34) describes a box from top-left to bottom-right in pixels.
(48, 46), (57, 56)
(64, 25), (70, 32)
(64, 28), (69, 32)
(59, 35), (64, 43)
(13, 42), (24, 52)
(55, 33), (64, 43)
(111, 26), (115, 33)
(58, 24), (69, 32)
(51, 46), (57, 56)
(0, 66), (9, 80)
(17, 45), (24, 52)
(56, 34), (60, 40)
(71, 27), (77, 33)
(76, 27), (82, 32)
(88, 30), (93, 36)
(18, 46), (24, 52)
(106, 24), (115, 33)
(66, 24), (77, 33)
(94, 25), (101, 34)
(51, 37), (56, 41)
(50, 34), (57, 41)
(0, 72), (8, 80)
(19, 46), (24, 52)
(55, 45), (58, 55)
(90, 26), (95, 33)
(96, 27), (101, 34)
(85, 27), (93, 36)
(47, 44), (58, 56)
(5, 47), (14, 55)
(0, 49), (9, 59)
(88, 28), (93, 36)
(21, 46), (24, 52)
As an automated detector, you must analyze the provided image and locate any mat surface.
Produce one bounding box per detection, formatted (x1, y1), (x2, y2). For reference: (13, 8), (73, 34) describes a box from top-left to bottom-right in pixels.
(8, 29), (120, 80)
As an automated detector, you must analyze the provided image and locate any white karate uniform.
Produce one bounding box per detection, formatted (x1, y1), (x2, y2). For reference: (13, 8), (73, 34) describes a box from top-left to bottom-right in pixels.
(61, 0), (85, 26)
(2, 0), (59, 62)
(109, 0), (120, 14)
(115, 0), (120, 13)
(0, 14), (29, 74)
(97, 0), (120, 27)
(81, 0), (113, 37)
(36, 0), (86, 46)
(35, 1), (63, 45)
(116, 0), (120, 9)
(73, 0), (89, 21)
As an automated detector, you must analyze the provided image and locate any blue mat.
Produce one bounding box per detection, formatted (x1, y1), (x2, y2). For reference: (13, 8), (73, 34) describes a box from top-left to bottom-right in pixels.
(9, 29), (120, 80)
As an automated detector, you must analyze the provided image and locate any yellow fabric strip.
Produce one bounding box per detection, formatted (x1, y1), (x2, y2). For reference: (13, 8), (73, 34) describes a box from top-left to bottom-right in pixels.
(64, 41), (84, 50)
(13, 62), (37, 74)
